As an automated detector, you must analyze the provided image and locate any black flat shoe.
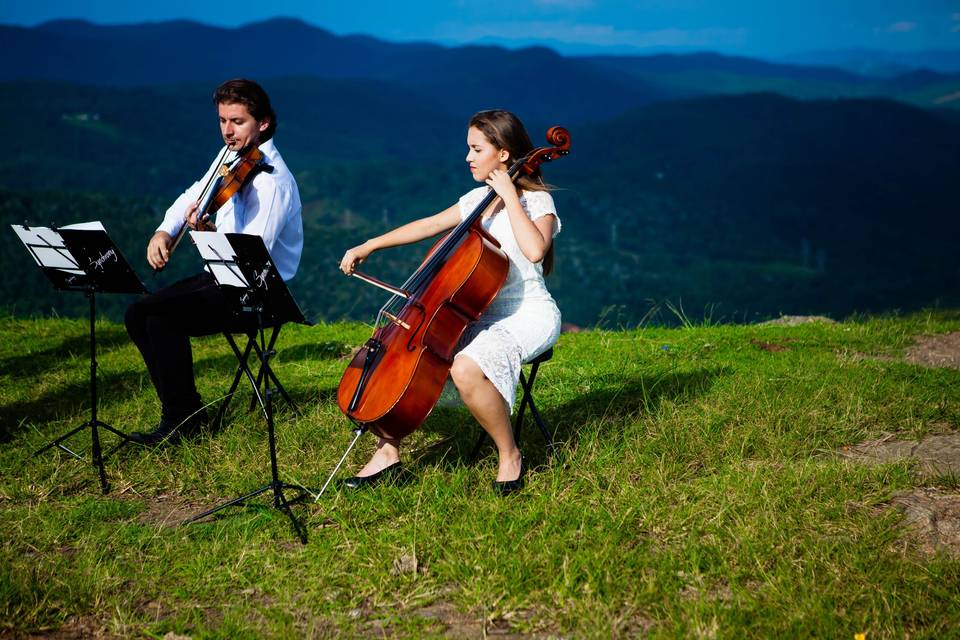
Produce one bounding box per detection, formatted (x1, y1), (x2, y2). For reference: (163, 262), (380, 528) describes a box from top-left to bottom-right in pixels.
(492, 456), (525, 496)
(341, 462), (404, 490)
(129, 411), (205, 446)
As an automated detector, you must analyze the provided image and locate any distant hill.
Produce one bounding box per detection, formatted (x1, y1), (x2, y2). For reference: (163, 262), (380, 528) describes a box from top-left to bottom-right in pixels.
(2, 80), (957, 324)
(583, 52), (960, 108)
(2, 18), (958, 324)
(1, 18), (958, 116)
(781, 48), (960, 77)
(0, 78), (463, 196)
(0, 18), (662, 124)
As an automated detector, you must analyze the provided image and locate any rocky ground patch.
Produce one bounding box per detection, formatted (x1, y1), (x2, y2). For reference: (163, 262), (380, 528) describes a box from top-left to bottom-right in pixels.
(843, 431), (960, 557)
(905, 331), (960, 369)
(890, 488), (960, 557)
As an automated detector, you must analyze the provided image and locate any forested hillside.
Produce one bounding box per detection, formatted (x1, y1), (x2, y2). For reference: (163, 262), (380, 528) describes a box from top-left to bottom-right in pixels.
(3, 82), (958, 325)
(2, 20), (958, 326)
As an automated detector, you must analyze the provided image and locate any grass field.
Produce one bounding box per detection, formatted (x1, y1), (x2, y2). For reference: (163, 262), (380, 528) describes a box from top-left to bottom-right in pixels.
(2, 311), (959, 638)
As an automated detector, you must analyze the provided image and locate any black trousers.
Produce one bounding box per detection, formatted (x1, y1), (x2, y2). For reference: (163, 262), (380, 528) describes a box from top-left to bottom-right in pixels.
(125, 272), (257, 421)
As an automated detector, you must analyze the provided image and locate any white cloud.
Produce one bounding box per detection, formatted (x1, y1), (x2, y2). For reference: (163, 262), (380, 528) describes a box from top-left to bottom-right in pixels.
(436, 20), (747, 49)
(534, 0), (594, 8)
(886, 21), (917, 33)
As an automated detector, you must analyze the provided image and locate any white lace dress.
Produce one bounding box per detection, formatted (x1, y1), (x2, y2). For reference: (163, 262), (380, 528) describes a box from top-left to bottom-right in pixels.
(448, 187), (562, 411)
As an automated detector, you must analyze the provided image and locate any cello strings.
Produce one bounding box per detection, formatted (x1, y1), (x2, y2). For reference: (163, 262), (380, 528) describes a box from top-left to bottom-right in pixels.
(402, 156), (526, 295)
(372, 150), (539, 332)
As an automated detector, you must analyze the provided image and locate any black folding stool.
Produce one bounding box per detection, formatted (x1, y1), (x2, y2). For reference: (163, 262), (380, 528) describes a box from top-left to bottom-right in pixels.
(214, 324), (298, 429)
(470, 347), (556, 460)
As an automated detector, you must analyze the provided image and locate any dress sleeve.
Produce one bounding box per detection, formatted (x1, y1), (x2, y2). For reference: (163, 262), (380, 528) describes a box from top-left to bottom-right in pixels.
(522, 191), (561, 237)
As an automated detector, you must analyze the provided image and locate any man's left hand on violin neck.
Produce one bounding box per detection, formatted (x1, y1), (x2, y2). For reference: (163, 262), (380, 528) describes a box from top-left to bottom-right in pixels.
(184, 201), (217, 232)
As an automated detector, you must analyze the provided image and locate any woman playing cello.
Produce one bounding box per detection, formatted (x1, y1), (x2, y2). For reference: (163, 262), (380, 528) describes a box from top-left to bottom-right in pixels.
(338, 110), (562, 495)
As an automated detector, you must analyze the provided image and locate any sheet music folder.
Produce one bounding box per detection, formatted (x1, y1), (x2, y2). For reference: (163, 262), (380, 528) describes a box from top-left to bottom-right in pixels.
(191, 231), (305, 326)
(11, 221), (145, 294)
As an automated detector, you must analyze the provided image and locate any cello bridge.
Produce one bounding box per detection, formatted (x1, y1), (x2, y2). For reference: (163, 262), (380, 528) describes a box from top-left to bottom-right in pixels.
(382, 311), (411, 330)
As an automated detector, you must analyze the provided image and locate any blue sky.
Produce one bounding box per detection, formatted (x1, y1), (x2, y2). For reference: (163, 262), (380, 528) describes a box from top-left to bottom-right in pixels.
(2, 0), (958, 56)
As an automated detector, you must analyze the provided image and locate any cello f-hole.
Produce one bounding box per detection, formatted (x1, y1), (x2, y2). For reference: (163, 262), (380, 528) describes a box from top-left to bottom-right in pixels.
(405, 303), (427, 352)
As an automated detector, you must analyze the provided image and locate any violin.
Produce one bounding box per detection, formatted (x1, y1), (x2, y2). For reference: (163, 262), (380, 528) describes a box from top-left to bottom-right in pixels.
(337, 127), (571, 441)
(158, 144), (267, 269)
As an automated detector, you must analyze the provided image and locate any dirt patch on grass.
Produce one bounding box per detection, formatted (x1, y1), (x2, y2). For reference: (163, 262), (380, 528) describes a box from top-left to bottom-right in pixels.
(905, 331), (960, 369)
(890, 488), (960, 557)
(358, 601), (554, 639)
(4, 615), (114, 639)
(759, 315), (836, 326)
(410, 602), (485, 638)
(133, 493), (228, 528)
(412, 602), (547, 639)
(751, 339), (792, 352)
(845, 331), (960, 369)
(679, 582), (734, 603)
(844, 431), (960, 557)
(841, 432), (960, 478)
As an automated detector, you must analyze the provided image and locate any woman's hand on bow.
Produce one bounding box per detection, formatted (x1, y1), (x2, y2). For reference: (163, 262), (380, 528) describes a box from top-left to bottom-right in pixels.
(340, 242), (374, 275)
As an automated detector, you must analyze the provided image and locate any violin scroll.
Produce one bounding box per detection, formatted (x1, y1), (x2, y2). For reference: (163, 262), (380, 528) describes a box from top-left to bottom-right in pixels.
(520, 126), (571, 176)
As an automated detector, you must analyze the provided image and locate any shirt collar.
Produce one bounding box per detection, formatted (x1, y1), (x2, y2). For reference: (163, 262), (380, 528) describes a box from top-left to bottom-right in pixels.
(258, 138), (278, 163)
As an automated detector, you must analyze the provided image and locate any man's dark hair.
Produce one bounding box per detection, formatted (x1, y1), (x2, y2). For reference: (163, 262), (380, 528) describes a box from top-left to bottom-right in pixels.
(213, 78), (278, 142)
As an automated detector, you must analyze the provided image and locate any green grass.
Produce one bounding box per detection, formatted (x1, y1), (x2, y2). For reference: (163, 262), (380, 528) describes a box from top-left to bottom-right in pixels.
(2, 311), (959, 637)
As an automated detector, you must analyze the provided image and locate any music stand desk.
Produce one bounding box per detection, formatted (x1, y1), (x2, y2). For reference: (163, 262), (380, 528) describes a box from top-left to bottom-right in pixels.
(13, 222), (146, 493)
(183, 231), (313, 542)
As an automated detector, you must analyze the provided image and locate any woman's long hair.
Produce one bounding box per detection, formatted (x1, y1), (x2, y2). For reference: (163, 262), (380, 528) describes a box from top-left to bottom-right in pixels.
(468, 110), (555, 275)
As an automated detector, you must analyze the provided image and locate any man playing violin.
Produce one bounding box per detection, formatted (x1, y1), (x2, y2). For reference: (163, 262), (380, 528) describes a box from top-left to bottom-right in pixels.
(126, 78), (303, 445)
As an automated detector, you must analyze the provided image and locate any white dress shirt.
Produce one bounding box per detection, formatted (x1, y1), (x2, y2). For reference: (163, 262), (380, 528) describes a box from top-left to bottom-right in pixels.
(157, 138), (303, 281)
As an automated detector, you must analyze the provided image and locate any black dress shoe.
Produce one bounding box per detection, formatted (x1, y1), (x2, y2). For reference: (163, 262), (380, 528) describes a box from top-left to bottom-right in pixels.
(492, 456), (526, 496)
(341, 462), (404, 490)
(129, 411), (204, 446)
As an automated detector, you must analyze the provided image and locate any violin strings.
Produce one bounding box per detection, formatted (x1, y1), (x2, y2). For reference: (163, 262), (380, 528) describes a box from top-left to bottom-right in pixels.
(196, 145), (232, 206)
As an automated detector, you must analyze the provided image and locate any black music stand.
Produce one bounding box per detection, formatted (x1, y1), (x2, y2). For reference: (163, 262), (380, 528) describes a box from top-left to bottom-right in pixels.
(12, 222), (146, 494)
(182, 231), (314, 542)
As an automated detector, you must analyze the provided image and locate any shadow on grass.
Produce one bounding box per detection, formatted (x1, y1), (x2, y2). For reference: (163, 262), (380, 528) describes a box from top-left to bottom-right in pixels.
(211, 383), (339, 429)
(0, 325), (130, 380)
(1, 369), (145, 444)
(417, 366), (729, 469)
(193, 338), (352, 373)
(271, 341), (353, 362)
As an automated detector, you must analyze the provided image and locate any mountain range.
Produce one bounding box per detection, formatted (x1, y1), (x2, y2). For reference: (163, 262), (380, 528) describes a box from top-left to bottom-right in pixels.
(1, 18), (958, 325)
(3, 18), (959, 118)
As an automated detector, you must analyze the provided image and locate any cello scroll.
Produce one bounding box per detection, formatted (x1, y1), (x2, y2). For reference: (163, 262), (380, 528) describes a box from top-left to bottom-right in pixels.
(519, 126), (571, 176)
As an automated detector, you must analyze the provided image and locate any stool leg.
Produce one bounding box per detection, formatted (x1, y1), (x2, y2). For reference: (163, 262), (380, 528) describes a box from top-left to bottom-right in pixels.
(248, 326), (296, 413)
(216, 333), (255, 429)
(469, 430), (487, 462)
(512, 369), (533, 447)
(526, 396), (555, 457)
(470, 359), (553, 462)
(516, 360), (546, 443)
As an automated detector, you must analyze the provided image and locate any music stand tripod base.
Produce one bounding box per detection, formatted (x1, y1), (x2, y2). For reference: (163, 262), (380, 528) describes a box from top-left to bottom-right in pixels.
(183, 231), (313, 542)
(13, 223), (146, 494)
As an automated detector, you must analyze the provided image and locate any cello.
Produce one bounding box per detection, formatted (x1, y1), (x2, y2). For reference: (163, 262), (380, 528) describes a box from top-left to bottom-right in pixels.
(335, 126), (571, 442)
